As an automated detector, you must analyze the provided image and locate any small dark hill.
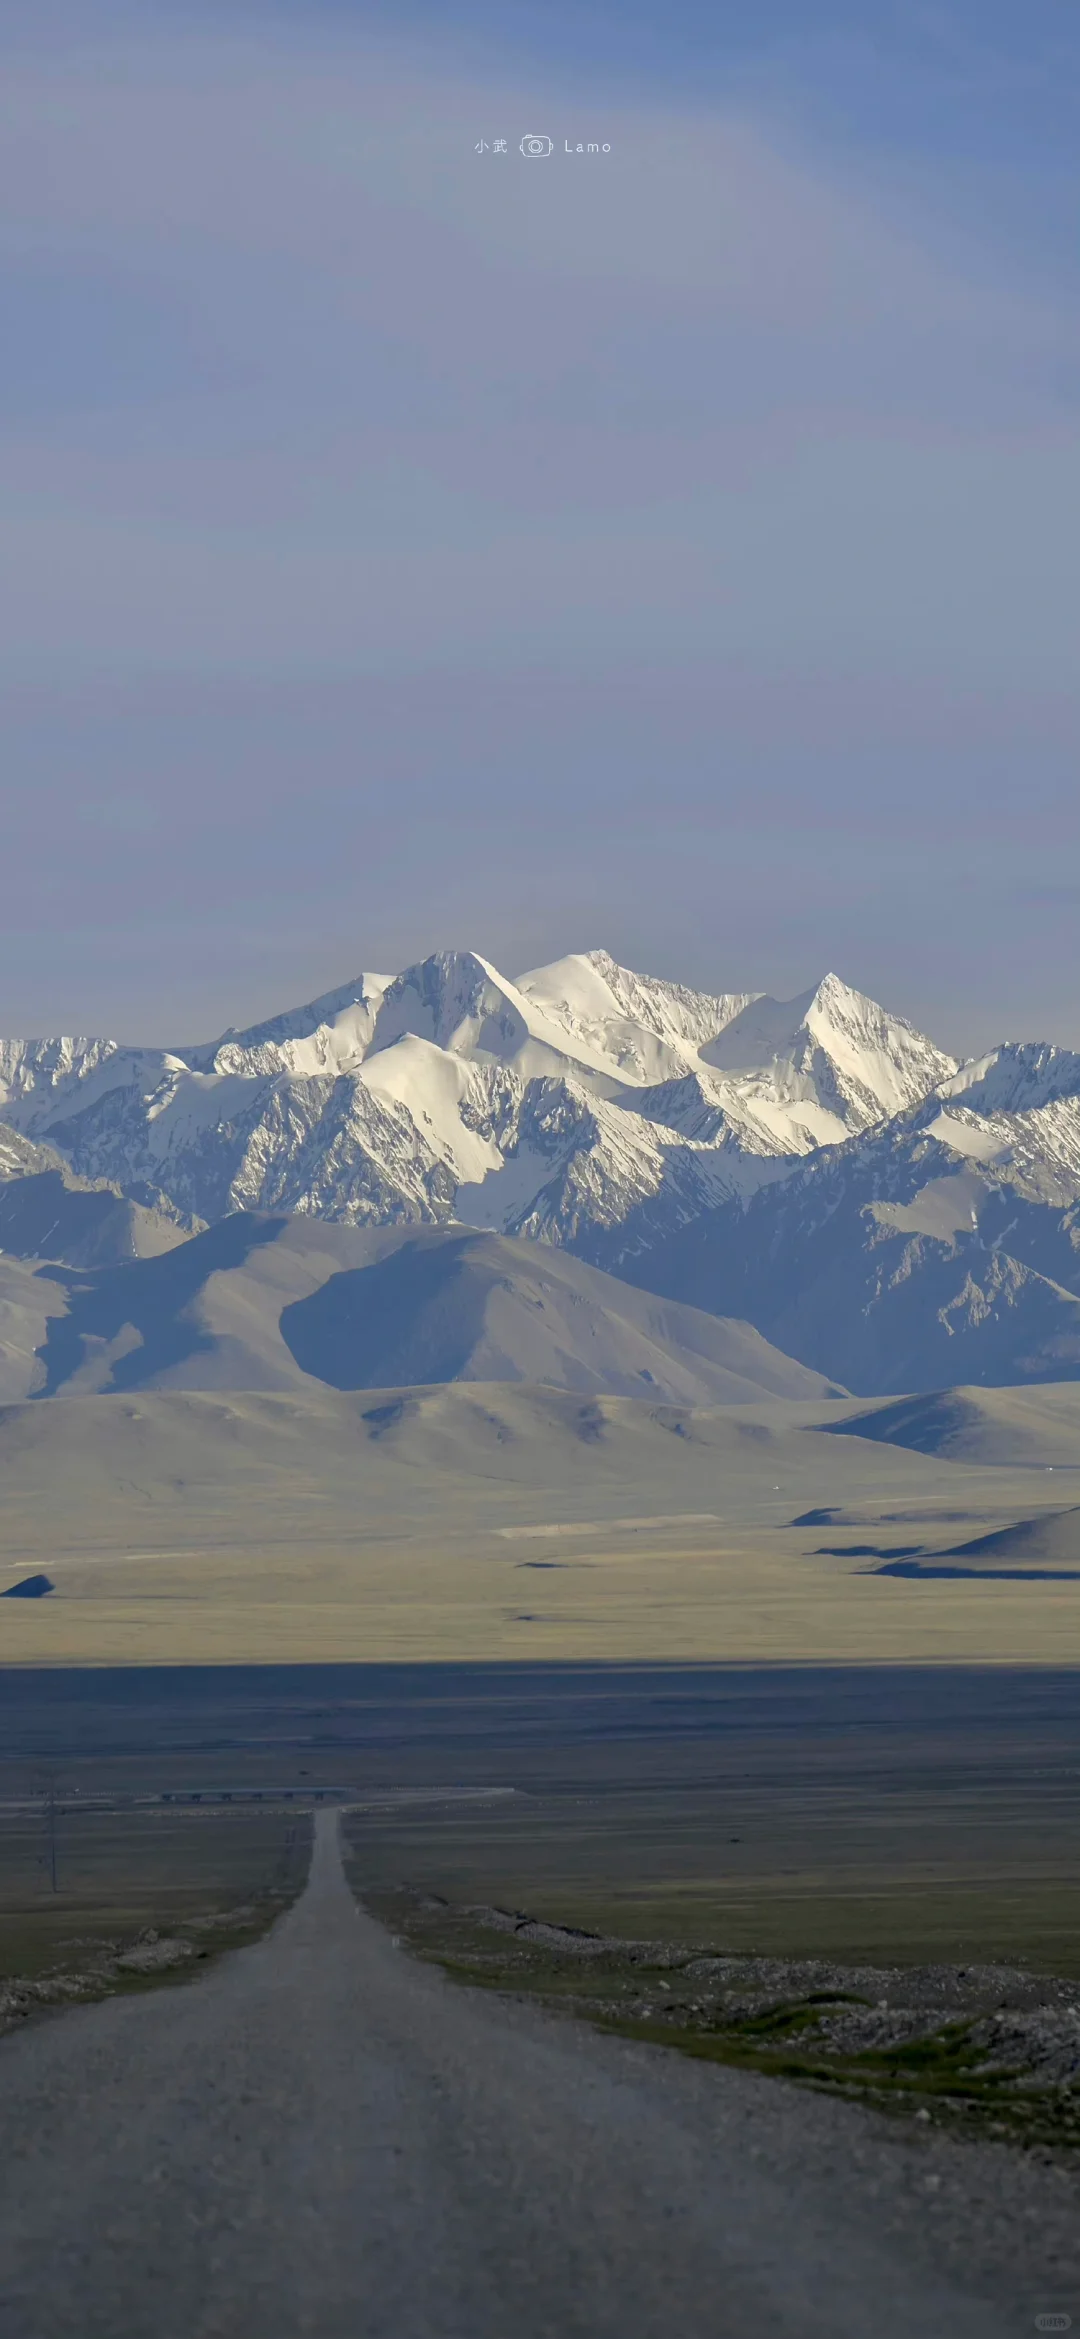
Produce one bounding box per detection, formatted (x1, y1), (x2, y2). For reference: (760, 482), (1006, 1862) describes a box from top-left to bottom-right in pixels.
(936, 1508), (1080, 1567)
(0, 1122), (190, 1268)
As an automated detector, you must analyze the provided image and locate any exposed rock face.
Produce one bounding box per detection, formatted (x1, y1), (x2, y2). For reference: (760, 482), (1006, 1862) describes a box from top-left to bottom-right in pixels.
(5, 945), (1080, 1392)
(0, 952), (952, 1270)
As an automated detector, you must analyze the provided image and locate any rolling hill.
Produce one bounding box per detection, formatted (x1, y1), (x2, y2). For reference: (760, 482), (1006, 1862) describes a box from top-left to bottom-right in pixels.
(825, 1383), (1080, 1468)
(6, 1214), (845, 1408)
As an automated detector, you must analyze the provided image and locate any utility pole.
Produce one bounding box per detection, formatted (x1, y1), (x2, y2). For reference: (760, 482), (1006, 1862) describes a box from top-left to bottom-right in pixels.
(47, 1774), (58, 1894)
(34, 1768), (60, 1893)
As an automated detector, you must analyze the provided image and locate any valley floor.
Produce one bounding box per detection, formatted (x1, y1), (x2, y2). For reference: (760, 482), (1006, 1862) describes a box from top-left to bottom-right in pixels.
(1, 1384), (1079, 1665)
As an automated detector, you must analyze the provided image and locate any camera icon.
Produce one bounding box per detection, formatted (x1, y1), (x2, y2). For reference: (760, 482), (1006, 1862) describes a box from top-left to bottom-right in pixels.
(520, 134), (554, 158)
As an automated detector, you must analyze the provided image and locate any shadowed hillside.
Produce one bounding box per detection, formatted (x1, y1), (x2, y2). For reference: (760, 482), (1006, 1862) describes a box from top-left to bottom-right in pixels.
(17, 1215), (844, 1409)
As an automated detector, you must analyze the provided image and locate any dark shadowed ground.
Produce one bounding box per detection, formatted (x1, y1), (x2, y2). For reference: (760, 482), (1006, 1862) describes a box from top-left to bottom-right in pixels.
(2, 1663), (1078, 1966)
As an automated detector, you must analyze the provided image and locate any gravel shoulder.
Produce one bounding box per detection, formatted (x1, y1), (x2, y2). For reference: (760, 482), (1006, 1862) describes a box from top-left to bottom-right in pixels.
(0, 1811), (1075, 2338)
(375, 1885), (1080, 2158)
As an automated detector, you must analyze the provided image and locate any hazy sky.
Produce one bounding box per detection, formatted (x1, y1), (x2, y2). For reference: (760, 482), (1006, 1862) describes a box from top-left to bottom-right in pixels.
(2, 0), (1078, 1053)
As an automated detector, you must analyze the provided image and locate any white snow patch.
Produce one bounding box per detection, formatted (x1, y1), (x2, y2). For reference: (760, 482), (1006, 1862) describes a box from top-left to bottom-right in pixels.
(923, 1112), (1009, 1164)
(356, 1037), (503, 1183)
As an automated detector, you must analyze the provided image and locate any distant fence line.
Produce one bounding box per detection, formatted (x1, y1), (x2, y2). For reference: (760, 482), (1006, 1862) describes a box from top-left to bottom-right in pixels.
(159, 1787), (350, 1804)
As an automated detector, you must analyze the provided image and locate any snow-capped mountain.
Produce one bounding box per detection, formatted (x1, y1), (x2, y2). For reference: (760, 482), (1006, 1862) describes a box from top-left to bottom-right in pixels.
(0, 951), (951, 1261)
(698, 970), (957, 1135)
(934, 1042), (1080, 1123)
(621, 1045), (1080, 1393)
(4, 944), (1079, 1391)
(514, 951), (757, 1086)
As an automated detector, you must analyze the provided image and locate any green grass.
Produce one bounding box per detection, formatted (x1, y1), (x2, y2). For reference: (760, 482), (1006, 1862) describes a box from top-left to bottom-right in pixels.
(359, 1884), (1080, 2159)
(0, 1806), (312, 2028)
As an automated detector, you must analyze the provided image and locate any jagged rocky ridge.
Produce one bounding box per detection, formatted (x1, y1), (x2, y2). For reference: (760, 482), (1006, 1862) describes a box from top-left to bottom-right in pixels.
(3, 950), (1080, 1391)
(0, 951), (954, 1255)
(619, 1048), (1080, 1393)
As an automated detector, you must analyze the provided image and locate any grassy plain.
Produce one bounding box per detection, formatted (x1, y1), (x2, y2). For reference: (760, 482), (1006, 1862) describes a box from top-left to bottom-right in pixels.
(0, 1805), (311, 2027)
(0, 1653), (1074, 2158)
(342, 1725), (1080, 2157)
(0, 1383), (1078, 1664)
(342, 1755), (1080, 1975)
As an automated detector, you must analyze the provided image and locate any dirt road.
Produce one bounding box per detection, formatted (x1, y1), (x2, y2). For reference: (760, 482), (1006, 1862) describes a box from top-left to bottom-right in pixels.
(0, 1811), (1073, 2336)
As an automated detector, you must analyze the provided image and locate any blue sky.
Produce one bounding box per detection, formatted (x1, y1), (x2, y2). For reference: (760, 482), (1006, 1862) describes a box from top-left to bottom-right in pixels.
(2, 0), (1078, 1050)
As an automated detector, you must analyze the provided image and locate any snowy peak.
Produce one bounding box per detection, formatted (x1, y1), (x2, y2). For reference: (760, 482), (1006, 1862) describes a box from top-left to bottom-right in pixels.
(515, 949), (756, 1086)
(191, 973), (391, 1080)
(366, 952), (517, 1058)
(0, 950), (1005, 1303)
(935, 1042), (1080, 1119)
(701, 972), (956, 1133)
(802, 971), (958, 1123)
(916, 1046), (1080, 1204)
(610, 1049), (1080, 1388)
(364, 950), (586, 1077)
(0, 1035), (171, 1128)
(362, 951), (652, 1100)
(191, 968), (390, 1075)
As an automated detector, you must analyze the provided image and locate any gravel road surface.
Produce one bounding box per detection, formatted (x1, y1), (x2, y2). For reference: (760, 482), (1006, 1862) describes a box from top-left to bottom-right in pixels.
(0, 1811), (1075, 2338)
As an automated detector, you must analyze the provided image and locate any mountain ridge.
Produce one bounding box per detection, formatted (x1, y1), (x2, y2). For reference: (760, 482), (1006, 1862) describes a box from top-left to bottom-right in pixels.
(0, 949), (954, 1245)
(1, 1214), (845, 1409)
(2, 945), (1076, 1394)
